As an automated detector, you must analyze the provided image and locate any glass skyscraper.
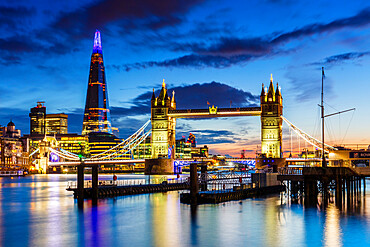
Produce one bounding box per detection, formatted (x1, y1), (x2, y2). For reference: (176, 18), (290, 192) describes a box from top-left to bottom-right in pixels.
(82, 30), (112, 135)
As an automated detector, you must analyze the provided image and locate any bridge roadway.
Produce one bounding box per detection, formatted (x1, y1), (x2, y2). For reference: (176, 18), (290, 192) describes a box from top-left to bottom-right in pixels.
(49, 158), (256, 167)
(49, 157), (322, 167)
(168, 107), (261, 118)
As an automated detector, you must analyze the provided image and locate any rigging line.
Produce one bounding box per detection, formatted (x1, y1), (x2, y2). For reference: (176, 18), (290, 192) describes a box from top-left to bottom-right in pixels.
(341, 109), (356, 145)
(323, 101), (339, 112)
(327, 117), (336, 145)
(324, 120), (334, 145)
(313, 106), (320, 141)
(282, 116), (336, 150)
(286, 122), (329, 153)
(298, 133), (300, 155)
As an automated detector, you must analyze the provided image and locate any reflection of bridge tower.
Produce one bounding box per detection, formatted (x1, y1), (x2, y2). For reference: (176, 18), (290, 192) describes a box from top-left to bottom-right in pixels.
(150, 79), (176, 159)
(260, 75), (283, 158)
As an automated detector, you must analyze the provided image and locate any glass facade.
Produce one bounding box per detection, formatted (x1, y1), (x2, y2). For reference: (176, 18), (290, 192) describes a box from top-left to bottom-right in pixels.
(45, 114), (68, 135)
(29, 102), (46, 136)
(82, 30), (112, 135)
(88, 132), (121, 157)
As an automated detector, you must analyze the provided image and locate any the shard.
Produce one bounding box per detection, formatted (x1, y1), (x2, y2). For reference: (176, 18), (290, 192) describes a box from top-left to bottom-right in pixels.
(82, 30), (112, 135)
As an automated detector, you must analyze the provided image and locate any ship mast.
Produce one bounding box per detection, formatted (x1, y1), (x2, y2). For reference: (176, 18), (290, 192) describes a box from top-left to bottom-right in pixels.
(320, 67), (355, 167)
(321, 67), (326, 167)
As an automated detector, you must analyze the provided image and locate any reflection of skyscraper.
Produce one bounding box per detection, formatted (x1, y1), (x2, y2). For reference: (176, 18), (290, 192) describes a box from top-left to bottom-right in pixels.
(82, 30), (112, 136)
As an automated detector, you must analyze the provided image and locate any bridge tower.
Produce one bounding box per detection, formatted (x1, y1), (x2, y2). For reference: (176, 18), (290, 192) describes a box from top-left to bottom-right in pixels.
(260, 74), (283, 159)
(145, 80), (176, 174)
(37, 136), (58, 173)
(150, 79), (176, 158)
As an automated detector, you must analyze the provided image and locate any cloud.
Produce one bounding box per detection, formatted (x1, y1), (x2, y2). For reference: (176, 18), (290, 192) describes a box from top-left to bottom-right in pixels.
(309, 51), (370, 68)
(0, 0), (205, 64)
(0, 6), (35, 32)
(121, 8), (370, 70)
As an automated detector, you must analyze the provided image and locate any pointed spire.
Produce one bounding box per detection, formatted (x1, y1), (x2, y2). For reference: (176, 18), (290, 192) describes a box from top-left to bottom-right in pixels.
(93, 30), (102, 54)
(171, 91), (176, 103)
(261, 83), (265, 96)
(158, 79), (167, 102)
(275, 82), (280, 96)
(151, 88), (156, 101)
(267, 74), (275, 101)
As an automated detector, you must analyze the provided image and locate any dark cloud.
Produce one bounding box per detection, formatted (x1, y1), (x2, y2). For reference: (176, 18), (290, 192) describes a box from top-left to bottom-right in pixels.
(110, 81), (259, 118)
(122, 8), (370, 70)
(0, 6), (35, 31)
(0, 35), (42, 53)
(0, 55), (21, 65)
(0, 0), (205, 64)
(52, 0), (204, 33)
(309, 51), (370, 68)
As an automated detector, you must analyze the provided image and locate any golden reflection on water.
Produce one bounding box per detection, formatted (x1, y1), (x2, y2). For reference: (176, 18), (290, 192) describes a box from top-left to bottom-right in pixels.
(151, 192), (182, 247)
(0, 175), (369, 246)
(323, 204), (342, 247)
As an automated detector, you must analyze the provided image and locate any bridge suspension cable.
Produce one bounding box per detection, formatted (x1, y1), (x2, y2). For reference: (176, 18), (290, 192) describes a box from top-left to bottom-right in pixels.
(47, 119), (152, 162)
(88, 129), (151, 161)
(29, 148), (40, 157)
(281, 116), (337, 153)
(89, 119), (151, 159)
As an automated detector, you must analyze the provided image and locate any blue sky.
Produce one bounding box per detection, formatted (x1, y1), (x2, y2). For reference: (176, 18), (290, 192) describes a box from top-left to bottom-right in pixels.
(1, 0), (370, 156)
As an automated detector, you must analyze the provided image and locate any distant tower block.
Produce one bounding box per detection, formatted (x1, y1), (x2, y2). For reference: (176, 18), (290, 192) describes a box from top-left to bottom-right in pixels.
(260, 74), (283, 158)
(82, 30), (112, 135)
(150, 79), (176, 159)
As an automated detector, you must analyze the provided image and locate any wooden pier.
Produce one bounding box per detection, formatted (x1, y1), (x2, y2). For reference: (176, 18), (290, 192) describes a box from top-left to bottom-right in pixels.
(278, 166), (370, 207)
(180, 185), (285, 204)
(67, 182), (189, 199)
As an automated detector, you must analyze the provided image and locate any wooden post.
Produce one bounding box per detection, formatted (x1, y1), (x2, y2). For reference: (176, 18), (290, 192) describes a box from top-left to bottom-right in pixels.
(92, 164), (98, 205)
(77, 162), (84, 208)
(200, 163), (207, 191)
(190, 163), (199, 205)
(364, 178), (366, 196)
(346, 179), (351, 210)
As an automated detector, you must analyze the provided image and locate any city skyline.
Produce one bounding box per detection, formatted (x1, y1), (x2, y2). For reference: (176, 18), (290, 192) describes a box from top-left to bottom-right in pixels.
(1, 0), (370, 156)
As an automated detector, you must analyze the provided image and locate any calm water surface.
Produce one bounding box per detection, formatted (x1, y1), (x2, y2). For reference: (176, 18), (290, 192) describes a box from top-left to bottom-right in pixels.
(0, 174), (369, 247)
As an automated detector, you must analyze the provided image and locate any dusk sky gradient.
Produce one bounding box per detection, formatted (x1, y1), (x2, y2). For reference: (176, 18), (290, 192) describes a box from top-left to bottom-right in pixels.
(1, 0), (370, 156)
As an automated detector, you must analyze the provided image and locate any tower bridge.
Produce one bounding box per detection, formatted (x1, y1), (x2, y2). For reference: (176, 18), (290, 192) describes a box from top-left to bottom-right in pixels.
(148, 75), (283, 174)
(33, 73), (342, 175)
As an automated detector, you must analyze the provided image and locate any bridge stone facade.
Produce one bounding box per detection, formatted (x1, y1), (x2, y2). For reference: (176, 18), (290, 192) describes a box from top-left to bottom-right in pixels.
(260, 75), (283, 159)
(150, 80), (176, 159)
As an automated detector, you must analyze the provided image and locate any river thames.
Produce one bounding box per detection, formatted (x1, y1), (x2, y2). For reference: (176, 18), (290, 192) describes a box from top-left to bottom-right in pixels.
(0, 174), (369, 247)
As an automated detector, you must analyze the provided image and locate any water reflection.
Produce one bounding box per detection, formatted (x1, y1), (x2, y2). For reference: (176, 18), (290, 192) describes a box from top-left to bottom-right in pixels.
(323, 205), (342, 247)
(0, 175), (368, 246)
